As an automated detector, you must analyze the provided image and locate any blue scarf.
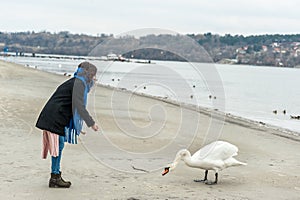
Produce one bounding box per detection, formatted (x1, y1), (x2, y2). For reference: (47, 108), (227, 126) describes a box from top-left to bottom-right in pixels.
(64, 68), (94, 144)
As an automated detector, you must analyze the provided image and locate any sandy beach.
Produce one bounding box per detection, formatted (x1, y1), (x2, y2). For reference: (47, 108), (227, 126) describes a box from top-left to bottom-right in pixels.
(0, 60), (299, 200)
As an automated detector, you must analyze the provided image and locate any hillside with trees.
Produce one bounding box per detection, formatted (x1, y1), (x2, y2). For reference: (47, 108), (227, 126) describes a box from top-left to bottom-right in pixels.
(0, 31), (300, 67)
(0, 31), (110, 56)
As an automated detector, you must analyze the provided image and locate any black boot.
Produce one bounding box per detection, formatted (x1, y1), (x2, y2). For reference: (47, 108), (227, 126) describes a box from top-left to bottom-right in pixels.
(59, 171), (71, 185)
(49, 173), (71, 188)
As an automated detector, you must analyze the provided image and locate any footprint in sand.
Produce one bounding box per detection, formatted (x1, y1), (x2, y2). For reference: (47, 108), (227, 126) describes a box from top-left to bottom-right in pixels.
(277, 173), (287, 177)
(270, 170), (287, 177)
(0, 106), (33, 136)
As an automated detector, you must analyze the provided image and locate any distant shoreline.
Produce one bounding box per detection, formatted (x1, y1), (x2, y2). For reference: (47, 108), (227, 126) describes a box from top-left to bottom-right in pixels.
(1, 53), (299, 70)
(1, 31), (300, 67)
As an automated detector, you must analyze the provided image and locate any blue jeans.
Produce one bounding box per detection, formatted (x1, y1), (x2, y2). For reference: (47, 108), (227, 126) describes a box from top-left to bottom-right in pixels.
(51, 136), (65, 174)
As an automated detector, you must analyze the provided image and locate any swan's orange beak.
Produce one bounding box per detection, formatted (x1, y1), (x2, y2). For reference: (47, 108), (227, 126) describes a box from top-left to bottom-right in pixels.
(162, 167), (170, 176)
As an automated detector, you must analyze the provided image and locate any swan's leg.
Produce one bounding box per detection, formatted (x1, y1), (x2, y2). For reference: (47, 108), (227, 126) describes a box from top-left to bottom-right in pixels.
(194, 170), (208, 182)
(204, 170), (208, 181)
(205, 173), (218, 185)
(215, 173), (218, 183)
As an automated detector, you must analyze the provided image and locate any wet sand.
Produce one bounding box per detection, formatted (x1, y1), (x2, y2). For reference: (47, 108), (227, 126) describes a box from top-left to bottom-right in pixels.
(0, 60), (299, 200)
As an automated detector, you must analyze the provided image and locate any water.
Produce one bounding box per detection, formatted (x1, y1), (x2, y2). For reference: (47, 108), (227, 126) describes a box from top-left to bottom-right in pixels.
(217, 64), (300, 133)
(1, 55), (300, 133)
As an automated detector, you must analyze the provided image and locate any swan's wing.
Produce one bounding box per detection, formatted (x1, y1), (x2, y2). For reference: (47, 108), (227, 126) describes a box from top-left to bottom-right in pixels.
(192, 141), (239, 161)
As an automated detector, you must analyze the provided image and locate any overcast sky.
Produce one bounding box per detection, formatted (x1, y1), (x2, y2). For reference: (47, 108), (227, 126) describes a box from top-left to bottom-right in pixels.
(1, 0), (299, 36)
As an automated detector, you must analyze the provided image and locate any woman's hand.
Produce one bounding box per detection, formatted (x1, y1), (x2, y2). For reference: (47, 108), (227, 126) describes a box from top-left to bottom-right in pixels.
(92, 123), (99, 131)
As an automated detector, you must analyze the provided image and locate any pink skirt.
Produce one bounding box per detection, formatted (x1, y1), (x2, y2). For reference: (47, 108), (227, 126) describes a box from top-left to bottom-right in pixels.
(42, 130), (59, 159)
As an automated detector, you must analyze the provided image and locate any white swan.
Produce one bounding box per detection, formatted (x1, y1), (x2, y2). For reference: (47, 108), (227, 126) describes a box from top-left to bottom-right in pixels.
(162, 141), (247, 184)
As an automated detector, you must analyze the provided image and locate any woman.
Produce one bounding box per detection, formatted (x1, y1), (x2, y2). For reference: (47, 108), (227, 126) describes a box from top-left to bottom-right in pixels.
(36, 61), (99, 188)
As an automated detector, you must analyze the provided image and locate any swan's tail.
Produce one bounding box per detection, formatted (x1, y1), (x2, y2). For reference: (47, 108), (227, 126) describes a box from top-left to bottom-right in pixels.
(236, 161), (247, 166)
(225, 158), (247, 167)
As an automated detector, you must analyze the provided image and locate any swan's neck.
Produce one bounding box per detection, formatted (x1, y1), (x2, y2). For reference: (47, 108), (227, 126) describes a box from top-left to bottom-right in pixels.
(182, 155), (195, 167)
(182, 154), (205, 169)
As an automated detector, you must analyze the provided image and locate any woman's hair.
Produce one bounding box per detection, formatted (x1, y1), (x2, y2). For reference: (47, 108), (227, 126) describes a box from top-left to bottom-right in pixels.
(77, 62), (97, 83)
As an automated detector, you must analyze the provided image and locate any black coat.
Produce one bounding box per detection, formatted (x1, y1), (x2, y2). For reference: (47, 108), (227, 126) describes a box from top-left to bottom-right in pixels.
(36, 77), (95, 136)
